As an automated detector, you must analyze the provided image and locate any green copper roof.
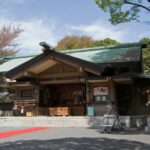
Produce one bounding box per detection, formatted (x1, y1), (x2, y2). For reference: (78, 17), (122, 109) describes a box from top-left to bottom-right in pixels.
(0, 43), (143, 73)
(0, 55), (35, 72)
(64, 44), (141, 63)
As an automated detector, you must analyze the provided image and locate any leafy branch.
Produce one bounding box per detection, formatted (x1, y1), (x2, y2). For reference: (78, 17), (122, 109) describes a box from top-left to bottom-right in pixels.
(95, 0), (150, 24)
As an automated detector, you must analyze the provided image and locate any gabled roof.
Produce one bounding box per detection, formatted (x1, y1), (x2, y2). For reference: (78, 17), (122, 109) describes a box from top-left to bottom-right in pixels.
(64, 43), (143, 63)
(0, 43), (145, 74)
(5, 50), (103, 79)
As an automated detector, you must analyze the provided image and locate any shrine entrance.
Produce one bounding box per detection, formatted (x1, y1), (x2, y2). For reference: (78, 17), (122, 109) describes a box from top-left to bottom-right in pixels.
(39, 84), (86, 116)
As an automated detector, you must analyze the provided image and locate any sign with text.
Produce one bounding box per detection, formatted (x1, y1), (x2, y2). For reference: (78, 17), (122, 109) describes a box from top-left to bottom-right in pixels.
(94, 87), (109, 96)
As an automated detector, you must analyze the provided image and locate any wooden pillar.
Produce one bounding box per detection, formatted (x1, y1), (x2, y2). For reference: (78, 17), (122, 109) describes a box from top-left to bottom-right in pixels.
(135, 86), (140, 115)
(109, 80), (116, 103)
(33, 85), (40, 116)
(86, 82), (91, 103)
(15, 88), (18, 100)
(86, 82), (91, 116)
(35, 85), (40, 101)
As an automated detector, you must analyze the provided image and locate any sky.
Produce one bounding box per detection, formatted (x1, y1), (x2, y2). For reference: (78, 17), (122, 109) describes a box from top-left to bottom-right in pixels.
(0, 0), (150, 55)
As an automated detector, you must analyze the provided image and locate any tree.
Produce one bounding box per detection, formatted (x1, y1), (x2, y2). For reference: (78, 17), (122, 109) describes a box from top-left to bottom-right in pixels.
(0, 24), (23, 58)
(95, 0), (150, 25)
(56, 35), (120, 50)
(140, 38), (150, 73)
(56, 35), (95, 50)
(94, 38), (120, 46)
(0, 25), (23, 102)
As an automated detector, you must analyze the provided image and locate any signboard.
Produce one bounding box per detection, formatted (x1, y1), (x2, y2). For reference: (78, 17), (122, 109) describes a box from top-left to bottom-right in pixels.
(94, 87), (109, 96)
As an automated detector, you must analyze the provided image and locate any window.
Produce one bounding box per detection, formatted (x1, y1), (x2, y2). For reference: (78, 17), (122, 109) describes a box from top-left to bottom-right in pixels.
(61, 90), (84, 105)
(93, 87), (109, 102)
(21, 89), (34, 98)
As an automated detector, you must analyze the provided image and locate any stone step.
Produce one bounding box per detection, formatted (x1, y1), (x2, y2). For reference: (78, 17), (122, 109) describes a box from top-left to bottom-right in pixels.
(0, 116), (147, 128)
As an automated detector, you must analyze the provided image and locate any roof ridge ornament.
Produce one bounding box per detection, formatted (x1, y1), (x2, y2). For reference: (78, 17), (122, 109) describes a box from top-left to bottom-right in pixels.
(39, 42), (55, 53)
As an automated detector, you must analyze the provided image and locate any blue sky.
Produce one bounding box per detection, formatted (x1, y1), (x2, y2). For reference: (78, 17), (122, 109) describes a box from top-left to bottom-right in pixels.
(0, 0), (150, 55)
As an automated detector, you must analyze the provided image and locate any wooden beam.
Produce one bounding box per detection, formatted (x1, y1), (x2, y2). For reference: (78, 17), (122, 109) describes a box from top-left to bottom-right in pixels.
(87, 79), (108, 83)
(12, 84), (34, 87)
(85, 68), (101, 76)
(24, 71), (37, 78)
(10, 81), (36, 87)
(11, 71), (37, 80)
(40, 78), (84, 84)
(39, 72), (84, 79)
(113, 78), (133, 83)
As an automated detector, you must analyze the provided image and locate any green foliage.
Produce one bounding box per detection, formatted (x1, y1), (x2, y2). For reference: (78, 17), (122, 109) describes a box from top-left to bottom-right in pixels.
(0, 73), (12, 102)
(140, 38), (150, 43)
(95, 0), (150, 25)
(0, 25), (23, 101)
(56, 35), (120, 50)
(0, 24), (23, 57)
(94, 38), (120, 46)
(56, 35), (96, 50)
(139, 38), (150, 73)
(0, 95), (11, 102)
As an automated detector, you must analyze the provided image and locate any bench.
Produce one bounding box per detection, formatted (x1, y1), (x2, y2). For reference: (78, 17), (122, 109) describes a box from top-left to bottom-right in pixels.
(99, 125), (113, 133)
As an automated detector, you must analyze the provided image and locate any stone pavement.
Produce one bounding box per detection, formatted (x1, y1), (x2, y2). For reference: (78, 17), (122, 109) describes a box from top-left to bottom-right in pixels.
(0, 127), (150, 150)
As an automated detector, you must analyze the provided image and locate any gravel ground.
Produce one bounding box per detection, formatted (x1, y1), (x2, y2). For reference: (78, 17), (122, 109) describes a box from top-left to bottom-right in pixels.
(0, 127), (150, 150)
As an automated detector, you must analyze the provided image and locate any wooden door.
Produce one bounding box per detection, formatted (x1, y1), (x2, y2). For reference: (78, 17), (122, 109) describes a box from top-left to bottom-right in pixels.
(116, 84), (132, 115)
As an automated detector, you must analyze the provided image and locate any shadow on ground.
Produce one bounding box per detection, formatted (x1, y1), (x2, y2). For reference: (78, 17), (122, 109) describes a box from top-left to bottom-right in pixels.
(0, 137), (150, 150)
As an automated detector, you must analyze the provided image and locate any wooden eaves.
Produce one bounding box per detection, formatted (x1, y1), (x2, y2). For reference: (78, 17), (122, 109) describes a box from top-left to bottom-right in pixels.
(5, 47), (103, 80)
